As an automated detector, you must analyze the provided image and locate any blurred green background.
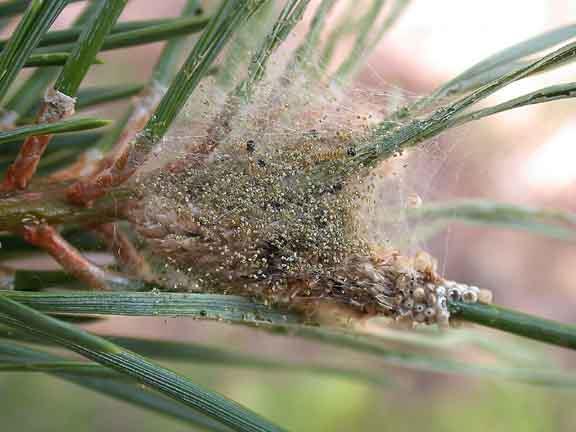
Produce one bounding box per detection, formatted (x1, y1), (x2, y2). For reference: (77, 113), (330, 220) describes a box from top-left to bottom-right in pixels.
(2, 332), (576, 432)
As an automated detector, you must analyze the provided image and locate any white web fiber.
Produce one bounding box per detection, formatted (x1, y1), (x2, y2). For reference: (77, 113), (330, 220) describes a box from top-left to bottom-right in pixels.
(135, 1), (459, 286)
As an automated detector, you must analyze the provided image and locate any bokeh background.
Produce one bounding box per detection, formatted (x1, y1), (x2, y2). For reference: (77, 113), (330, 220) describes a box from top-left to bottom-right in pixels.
(2, 0), (576, 430)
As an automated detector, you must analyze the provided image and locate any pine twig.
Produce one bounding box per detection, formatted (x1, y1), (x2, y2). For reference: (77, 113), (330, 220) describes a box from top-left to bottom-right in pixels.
(21, 224), (111, 291)
(0, 187), (131, 232)
(1, 0), (128, 192)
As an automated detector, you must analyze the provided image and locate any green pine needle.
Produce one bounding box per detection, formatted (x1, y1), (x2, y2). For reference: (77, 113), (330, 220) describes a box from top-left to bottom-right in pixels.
(450, 302), (576, 351)
(0, 0), (68, 103)
(54, 0), (128, 97)
(37, 14), (210, 55)
(0, 340), (231, 431)
(0, 118), (110, 145)
(142, 0), (267, 142)
(0, 295), (286, 432)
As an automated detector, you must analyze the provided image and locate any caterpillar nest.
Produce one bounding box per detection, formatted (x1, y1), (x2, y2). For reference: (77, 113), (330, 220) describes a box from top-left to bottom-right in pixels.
(128, 65), (492, 328)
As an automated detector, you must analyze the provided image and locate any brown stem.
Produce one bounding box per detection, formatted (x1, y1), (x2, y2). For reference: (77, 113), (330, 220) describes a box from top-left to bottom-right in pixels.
(50, 85), (160, 277)
(66, 149), (137, 205)
(0, 89), (75, 192)
(1, 134), (54, 191)
(22, 224), (110, 291)
(110, 82), (166, 159)
(65, 84), (171, 205)
(51, 83), (166, 183)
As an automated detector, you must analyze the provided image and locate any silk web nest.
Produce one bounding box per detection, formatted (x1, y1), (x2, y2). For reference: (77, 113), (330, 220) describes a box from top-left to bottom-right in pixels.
(125, 2), (492, 328)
